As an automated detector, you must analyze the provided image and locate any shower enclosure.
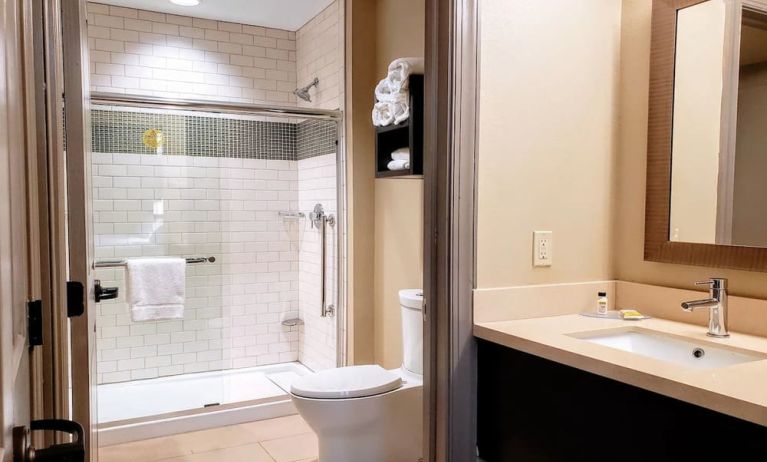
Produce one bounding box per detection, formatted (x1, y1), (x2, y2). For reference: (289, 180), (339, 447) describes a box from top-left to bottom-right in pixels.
(89, 94), (345, 444)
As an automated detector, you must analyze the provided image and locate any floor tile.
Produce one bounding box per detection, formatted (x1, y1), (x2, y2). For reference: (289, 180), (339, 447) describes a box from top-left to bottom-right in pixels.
(99, 415), (318, 462)
(159, 442), (275, 462)
(173, 424), (262, 453)
(240, 414), (313, 442)
(260, 433), (319, 462)
(99, 435), (192, 462)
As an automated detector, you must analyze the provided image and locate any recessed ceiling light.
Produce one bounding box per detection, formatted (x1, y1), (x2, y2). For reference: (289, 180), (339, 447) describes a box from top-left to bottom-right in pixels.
(170, 0), (200, 6)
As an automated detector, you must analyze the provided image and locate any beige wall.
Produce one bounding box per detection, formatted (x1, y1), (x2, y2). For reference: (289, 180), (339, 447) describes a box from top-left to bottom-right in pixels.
(347, 0), (424, 368)
(669, 0), (726, 244)
(346, 0), (377, 364)
(373, 0), (425, 369)
(474, 0), (767, 320)
(615, 0), (767, 300)
(476, 0), (622, 289)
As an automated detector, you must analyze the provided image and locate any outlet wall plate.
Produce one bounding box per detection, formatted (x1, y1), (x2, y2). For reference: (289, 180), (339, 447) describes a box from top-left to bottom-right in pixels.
(533, 231), (553, 267)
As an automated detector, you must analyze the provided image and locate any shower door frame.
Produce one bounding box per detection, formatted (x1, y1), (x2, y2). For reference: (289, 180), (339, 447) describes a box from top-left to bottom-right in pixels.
(89, 91), (349, 371)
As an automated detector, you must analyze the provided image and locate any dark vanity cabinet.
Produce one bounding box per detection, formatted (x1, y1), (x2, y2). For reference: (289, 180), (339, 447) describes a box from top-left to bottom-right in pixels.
(477, 340), (767, 462)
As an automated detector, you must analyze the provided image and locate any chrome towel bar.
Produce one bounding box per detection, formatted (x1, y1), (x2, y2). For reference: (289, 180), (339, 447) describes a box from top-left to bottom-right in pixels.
(93, 256), (216, 268)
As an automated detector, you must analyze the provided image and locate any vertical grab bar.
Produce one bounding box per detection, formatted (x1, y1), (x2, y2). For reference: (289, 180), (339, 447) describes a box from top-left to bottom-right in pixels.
(311, 203), (336, 317)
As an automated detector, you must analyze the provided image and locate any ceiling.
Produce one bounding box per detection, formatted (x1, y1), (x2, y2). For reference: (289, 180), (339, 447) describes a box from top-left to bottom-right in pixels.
(93, 0), (335, 31)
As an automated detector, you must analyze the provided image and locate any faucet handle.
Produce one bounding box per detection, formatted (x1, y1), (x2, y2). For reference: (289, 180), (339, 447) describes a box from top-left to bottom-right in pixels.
(695, 278), (727, 290)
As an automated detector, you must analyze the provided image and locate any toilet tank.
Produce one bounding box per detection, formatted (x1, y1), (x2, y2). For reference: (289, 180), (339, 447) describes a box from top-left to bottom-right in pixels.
(399, 289), (424, 375)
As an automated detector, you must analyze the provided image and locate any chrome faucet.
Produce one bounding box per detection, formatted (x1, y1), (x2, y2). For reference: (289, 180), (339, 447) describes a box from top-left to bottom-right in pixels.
(681, 278), (729, 338)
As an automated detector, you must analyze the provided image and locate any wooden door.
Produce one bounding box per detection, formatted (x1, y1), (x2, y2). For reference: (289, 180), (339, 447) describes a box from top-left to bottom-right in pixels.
(0, 0), (41, 459)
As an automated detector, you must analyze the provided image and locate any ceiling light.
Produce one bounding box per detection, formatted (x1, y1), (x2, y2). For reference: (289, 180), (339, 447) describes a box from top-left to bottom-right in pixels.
(170, 0), (200, 6)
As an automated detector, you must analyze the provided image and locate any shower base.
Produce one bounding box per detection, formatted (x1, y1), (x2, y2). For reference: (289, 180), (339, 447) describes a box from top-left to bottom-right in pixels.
(97, 362), (311, 446)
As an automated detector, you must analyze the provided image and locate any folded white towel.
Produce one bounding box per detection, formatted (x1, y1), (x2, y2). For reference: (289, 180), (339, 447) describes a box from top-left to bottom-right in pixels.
(127, 258), (186, 322)
(388, 159), (410, 171)
(387, 57), (424, 93)
(391, 148), (410, 161)
(372, 100), (410, 127)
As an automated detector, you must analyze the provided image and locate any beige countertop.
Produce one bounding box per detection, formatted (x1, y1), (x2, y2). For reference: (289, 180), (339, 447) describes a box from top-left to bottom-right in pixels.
(474, 314), (767, 426)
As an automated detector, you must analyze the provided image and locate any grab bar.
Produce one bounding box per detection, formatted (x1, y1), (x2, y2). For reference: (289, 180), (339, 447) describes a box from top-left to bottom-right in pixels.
(93, 256), (216, 268)
(310, 203), (335, 318)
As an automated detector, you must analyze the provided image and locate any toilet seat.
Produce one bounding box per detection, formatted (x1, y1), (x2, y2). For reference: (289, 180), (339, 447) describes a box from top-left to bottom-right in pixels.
(291, 365), (402, 399)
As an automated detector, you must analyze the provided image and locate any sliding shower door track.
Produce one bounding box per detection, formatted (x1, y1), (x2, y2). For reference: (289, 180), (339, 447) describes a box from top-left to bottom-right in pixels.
(91, 92), (343, 120)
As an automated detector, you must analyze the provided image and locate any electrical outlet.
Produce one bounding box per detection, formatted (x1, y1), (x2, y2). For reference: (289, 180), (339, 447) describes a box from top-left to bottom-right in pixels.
(533, 231), (553, 267)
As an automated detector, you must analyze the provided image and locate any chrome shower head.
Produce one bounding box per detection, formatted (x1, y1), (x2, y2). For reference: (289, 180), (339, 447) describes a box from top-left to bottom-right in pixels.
(294, 77), (319, 102)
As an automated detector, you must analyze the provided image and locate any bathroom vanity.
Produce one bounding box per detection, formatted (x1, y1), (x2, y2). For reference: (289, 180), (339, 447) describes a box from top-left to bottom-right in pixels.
(474, 315), (767, 460)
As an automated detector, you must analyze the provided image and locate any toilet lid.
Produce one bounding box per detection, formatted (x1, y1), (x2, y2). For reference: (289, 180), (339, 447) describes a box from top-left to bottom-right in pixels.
(291, 365), (402, 399)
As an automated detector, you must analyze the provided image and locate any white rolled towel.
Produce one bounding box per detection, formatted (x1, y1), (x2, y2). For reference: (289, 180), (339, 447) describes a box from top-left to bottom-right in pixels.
(372, 100), (410, 127)
(391, 147), (410, 161)
(387, 159), (410, 171)
(372, 101), (395, 126)
(375, 78), (403, 103)
(387, 57), (425, 93)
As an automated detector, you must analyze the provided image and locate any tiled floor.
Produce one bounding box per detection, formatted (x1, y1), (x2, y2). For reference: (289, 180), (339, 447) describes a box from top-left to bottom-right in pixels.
(98, 415), (318, 462)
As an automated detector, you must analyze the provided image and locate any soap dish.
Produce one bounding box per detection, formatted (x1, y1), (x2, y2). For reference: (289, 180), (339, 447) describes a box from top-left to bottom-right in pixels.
(579, 310), (651, 321)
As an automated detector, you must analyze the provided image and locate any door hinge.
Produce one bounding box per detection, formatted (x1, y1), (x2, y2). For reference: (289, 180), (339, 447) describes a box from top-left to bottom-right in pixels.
(66, 281), (85, 317)
(27, 299), (43, 347)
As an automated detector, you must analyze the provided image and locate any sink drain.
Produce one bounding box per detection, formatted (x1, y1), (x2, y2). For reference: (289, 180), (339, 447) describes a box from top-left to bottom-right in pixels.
(692, 347), (705, 359)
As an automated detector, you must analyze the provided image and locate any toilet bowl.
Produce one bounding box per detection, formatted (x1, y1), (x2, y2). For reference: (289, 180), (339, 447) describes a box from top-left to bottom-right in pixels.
(290, 289), (424, 462)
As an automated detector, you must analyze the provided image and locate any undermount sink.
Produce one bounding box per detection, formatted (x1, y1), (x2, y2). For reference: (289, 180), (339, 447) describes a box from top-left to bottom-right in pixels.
(569, 328), (767, 369)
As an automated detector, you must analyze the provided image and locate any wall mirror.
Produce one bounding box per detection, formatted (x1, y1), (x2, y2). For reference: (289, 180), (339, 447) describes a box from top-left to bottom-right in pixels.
(646, 0), (767, 271)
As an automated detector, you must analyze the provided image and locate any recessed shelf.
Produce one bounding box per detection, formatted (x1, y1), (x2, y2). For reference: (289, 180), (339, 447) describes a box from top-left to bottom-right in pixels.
(374, 75), (423, 178)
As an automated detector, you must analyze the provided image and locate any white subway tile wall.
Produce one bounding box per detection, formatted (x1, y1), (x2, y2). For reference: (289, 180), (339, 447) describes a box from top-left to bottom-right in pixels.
(297, 154), (338, 371)
(87, 2), (297, 105)
(295, 0), (344, 370)
(296, 0), (344, 110)
(93, 152), (301, 384)
(88, 2), (345, 384)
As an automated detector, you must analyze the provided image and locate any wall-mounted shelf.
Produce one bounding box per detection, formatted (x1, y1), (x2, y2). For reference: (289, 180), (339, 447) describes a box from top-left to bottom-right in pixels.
(374, 75), (423, 178)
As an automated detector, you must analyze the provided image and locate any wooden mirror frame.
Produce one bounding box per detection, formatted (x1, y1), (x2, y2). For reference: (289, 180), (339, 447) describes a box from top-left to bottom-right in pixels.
(645, 0), (767, 271)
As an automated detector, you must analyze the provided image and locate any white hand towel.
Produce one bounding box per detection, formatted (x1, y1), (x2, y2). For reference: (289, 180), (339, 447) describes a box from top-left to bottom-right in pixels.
(391, 148), (410, 161)
(127, 258), (185, 322)
(387, 57), (425, 93)
(387, 159), (410, 171)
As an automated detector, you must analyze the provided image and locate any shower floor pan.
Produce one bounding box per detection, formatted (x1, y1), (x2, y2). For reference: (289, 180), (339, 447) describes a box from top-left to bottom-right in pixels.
(97, 362), (311, 446)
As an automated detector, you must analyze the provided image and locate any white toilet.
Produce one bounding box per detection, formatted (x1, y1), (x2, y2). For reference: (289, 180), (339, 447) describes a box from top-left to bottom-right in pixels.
(290, 289), (424, 462)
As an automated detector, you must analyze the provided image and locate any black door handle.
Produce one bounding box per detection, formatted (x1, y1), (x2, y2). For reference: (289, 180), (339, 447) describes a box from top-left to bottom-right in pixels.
(13, 419), (85, 462)
(94, 279), (118, 302)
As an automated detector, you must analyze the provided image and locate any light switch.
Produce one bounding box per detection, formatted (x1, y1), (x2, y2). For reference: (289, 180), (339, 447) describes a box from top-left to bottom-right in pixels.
(533, 231), (553, 267)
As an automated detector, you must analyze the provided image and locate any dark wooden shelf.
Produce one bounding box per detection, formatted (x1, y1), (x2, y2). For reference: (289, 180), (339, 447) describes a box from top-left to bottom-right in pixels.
(374, 74), (423, 178)
(376, 120), (410, 133)
(375, 169), (419, 178)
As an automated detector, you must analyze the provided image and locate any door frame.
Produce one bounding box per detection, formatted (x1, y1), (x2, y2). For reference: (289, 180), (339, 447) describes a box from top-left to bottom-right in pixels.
(423, 0), (479, 460)
(58, 0), (97, 459)
(29, 0), (72, 432)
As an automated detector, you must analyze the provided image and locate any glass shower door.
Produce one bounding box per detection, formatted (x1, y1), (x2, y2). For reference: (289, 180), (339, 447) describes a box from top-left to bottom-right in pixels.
(91, 104), (343, 427)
